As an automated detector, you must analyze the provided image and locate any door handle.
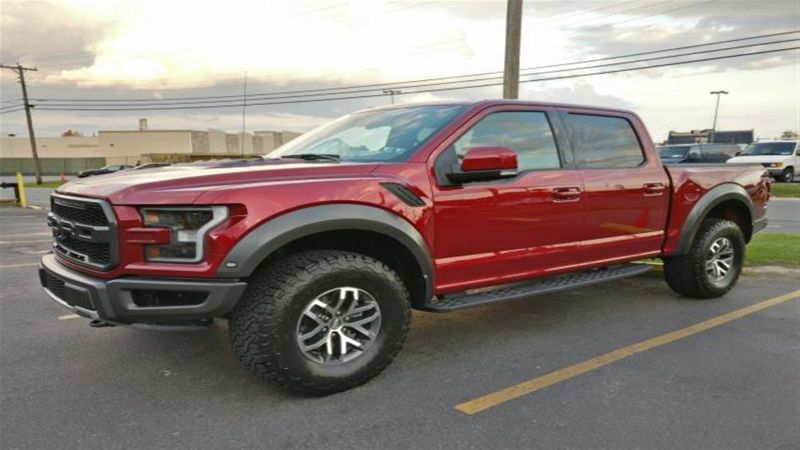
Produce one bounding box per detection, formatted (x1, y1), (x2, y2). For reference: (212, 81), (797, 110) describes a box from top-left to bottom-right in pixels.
(553, 187), (581, 202)
(643, 182), (666, 196)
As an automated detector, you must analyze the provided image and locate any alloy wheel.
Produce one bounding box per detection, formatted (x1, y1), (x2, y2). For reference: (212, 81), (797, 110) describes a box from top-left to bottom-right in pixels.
(296, 287), (382, 364)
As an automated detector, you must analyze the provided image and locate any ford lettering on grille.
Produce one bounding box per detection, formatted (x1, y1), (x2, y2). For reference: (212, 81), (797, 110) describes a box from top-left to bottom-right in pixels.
(48, 194), (118, 270)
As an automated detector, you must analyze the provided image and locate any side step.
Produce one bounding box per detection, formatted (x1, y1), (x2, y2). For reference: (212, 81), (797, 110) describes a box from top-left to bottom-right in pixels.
(422, 264), (651, 312)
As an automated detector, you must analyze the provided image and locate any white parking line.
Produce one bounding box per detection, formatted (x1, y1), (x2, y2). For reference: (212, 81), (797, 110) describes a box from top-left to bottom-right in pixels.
(0, 263), (39, 269)
(58, 314), (80, 320)
(0, 232), (50, 238)
(0, 239), (51, 244)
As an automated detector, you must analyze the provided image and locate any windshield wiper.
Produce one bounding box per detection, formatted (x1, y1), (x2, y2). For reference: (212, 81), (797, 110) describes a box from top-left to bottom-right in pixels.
(281, 153), (340, 162)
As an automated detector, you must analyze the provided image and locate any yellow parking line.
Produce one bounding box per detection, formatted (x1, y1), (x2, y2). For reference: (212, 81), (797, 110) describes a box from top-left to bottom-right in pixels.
(455, 289), (800, 415)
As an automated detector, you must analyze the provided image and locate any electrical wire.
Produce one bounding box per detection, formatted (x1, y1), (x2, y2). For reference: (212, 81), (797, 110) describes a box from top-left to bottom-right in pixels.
(32, 46), (799, 112)
(31, 30), (799, 104)
(33, 39), (800, 107)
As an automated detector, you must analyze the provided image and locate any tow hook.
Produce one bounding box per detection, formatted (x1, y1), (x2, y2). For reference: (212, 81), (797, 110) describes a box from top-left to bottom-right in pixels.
(89, 319), (114, 328)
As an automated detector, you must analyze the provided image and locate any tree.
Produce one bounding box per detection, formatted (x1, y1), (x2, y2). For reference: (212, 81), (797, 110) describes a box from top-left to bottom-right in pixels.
(61, 129), (83, 137)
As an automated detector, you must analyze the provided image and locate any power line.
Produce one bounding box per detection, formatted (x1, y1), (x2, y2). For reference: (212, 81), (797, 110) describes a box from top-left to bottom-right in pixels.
(33, 38), (799, 108)
(32, 46), (799, 112)
(31, 30), (800, 104)
(0, 103), (25, 111)
(577, 0), (713, 32)
(0, 107), (25, 115)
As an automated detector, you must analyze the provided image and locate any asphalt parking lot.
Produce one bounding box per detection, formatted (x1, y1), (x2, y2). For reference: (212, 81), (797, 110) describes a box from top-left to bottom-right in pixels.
(1, 207), (799, 449)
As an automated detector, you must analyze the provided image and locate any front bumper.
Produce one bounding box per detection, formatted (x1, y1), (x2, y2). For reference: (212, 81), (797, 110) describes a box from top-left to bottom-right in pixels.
(39, 253), (247, 325)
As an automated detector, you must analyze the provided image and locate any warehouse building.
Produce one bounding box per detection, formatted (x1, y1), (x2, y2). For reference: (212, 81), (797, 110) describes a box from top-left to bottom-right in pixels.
(666, 129), (754, 145)
(0, 119), (302, 175)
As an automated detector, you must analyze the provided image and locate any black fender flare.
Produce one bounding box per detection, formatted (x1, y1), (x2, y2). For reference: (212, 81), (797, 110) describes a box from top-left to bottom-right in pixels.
(675, 183), (754, 255)
(215, 204), (434, 300)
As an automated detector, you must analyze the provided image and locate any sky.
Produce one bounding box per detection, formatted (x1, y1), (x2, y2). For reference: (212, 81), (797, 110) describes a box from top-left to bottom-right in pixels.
(1, 0), (799, 142)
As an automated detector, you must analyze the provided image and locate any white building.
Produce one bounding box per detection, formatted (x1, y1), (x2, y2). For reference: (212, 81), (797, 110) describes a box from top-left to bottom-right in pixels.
(0, 120), (302, 174)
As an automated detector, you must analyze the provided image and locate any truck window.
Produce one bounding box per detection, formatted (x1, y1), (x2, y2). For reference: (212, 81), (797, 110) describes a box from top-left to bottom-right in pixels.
(565, 114), (645, 169)
(452, 111), (561, 171)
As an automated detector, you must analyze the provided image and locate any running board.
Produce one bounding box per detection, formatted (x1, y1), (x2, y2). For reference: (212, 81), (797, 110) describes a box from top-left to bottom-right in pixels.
(422, 264), (651, 312)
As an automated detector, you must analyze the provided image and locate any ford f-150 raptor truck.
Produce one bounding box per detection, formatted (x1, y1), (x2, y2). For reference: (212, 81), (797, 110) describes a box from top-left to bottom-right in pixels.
(39, 100), (770, 394)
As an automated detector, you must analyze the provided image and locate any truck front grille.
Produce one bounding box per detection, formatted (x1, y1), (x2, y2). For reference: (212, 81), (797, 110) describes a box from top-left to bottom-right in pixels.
(48, 194), (118, 270)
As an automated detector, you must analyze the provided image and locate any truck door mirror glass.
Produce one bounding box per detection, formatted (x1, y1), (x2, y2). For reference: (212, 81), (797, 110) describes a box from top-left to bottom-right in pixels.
(446, 146), (518, 184)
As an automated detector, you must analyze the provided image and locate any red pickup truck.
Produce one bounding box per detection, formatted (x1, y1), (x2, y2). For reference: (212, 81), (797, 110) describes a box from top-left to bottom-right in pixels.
(40, 100), (769, 394)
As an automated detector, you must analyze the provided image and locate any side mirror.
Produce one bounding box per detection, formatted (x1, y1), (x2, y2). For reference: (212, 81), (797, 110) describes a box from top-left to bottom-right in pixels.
(446, 146), (518, 184)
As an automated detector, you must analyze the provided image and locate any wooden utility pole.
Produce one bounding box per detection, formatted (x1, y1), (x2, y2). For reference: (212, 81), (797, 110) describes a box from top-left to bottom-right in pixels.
(1, 63), (42, 184)
(502, 0), (523, 99)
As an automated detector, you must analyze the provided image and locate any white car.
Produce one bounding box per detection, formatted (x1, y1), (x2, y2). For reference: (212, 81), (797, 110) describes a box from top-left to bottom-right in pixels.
(726, 140), (798, 182)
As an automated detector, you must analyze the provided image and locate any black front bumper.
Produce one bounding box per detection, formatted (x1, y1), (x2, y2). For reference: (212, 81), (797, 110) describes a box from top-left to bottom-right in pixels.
(39, 254), (247, 325)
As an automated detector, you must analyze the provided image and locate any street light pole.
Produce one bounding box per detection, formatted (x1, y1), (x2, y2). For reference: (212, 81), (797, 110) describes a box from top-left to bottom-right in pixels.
(710, 90), (728, 143)
(382, 89), (402, 104)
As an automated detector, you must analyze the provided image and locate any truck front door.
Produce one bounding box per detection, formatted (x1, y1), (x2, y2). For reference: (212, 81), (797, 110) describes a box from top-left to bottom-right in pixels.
(430, 106), (585, 294)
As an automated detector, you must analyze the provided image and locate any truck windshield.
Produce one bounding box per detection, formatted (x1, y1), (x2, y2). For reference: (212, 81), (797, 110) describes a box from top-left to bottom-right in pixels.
(658, 145), (691, 158)
(739, 142), (796, 156)
(269, 105), (467, 162)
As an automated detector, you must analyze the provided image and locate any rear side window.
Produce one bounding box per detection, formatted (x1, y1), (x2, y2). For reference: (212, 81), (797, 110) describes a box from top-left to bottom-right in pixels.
(565, 114), (645, 168)
(452, 111), (561, 171)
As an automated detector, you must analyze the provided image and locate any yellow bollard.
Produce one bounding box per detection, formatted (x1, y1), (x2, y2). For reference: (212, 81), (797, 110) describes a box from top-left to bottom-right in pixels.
(15, 171), (27, 208)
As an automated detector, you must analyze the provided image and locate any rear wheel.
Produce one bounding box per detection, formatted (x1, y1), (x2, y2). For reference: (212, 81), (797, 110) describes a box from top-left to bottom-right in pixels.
(663, 219), (745, 299)
(229, 250), (410, 395)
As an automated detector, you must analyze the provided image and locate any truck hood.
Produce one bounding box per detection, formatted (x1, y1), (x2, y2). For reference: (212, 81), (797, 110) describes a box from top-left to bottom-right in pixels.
(727, 155), (791, 164)
(56, 159), (380, 205)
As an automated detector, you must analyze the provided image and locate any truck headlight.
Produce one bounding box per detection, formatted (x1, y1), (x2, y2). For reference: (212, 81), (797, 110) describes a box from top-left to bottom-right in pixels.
(140, 206), (228, 262)
(771, 162), (784, 168)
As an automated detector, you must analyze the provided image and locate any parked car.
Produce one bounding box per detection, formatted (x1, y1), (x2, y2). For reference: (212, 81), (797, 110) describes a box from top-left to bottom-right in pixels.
(726, 140), (798, 182)
(77, 164), (133, 178)
(657, 143), (741, 164)
(40, 100), (769, 395)
(125, 162), (172, 170)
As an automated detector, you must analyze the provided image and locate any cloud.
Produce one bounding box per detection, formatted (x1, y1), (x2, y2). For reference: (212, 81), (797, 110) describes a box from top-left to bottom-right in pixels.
(567, 1), (799, 75)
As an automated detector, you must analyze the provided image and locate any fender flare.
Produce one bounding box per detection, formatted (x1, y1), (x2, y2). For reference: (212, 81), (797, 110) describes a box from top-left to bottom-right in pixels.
(215, 204), (434, 300)
(675, 183), (754, 255)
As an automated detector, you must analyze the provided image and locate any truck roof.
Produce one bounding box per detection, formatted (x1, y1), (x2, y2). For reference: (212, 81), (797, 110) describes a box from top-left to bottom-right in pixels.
(359, 99), (637, 116)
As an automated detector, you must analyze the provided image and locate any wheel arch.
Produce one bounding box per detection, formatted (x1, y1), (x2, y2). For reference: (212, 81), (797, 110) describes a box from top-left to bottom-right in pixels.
(216, 204), (434, 307)
(675, 183), (754, 255)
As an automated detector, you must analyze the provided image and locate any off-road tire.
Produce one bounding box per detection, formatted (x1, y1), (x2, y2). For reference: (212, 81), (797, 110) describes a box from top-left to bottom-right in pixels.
(663, 218), (745, 299)
(229, 250), (410, 395)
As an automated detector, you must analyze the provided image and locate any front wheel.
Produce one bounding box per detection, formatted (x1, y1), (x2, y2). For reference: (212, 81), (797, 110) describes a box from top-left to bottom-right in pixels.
(663, 219), (745, 299)
(229, 250), (411, 395)
(778, 167), (794, 183)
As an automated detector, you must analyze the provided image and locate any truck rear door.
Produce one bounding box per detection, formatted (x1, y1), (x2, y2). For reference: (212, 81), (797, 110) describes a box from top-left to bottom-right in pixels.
(559, 109), (670, 263)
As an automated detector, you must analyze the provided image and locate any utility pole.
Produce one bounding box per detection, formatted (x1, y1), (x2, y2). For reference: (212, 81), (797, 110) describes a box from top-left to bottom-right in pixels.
(1, 63), (42, 184)
(382, 89), (402, 104)
(502, 0), (523, 99)
(709, 90), (728, 143)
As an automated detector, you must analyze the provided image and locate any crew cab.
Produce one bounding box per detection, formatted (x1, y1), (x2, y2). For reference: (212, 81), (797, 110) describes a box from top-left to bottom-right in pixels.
(726, 140), (798, 182)
(39, 100), (770, 394)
